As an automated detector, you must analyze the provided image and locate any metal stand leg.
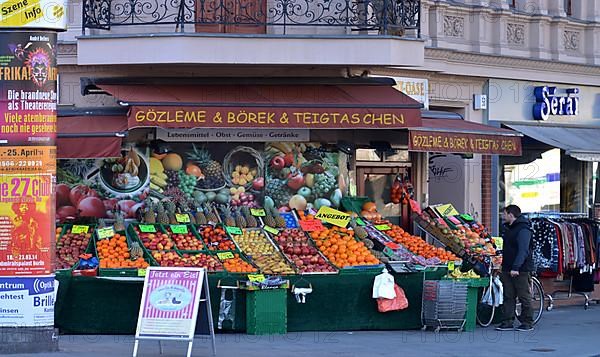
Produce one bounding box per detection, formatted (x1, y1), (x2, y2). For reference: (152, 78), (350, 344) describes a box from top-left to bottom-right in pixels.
(186, 342), (193, 357)
(158, 340), (163, 355)
(132, 340), (139, 357)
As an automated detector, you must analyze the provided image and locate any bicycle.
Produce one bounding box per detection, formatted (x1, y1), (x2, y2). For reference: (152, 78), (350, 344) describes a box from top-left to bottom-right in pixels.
(475, 258), (546, 327)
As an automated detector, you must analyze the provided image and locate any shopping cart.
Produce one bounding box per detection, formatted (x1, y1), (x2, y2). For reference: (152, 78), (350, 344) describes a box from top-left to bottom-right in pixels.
(421, 280), (468, 332)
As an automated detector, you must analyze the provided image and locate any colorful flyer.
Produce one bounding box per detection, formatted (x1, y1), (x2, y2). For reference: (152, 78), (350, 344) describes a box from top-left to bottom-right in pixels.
(0, 276), (56, 327)
(136, 267), (204, 338)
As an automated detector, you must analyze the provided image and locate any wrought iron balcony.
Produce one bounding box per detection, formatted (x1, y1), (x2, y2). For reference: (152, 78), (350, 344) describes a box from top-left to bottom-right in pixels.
(82, 0), (420, 37)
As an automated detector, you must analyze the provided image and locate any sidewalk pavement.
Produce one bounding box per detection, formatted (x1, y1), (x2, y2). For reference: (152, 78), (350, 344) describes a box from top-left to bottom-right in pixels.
(5, 304), (600, 357)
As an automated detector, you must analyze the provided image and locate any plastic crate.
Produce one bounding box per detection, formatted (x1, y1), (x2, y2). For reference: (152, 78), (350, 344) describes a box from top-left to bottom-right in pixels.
(341, 196), (370, 214)
(246, 289), (287, 335)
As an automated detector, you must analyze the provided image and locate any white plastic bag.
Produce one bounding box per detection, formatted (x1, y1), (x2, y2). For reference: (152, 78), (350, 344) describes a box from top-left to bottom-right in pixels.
(372, 269), (396, 299)
(492, 275), (503, 307)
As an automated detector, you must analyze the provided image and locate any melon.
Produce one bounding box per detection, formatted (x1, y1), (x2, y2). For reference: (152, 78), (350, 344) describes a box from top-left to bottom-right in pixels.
(162, 153), (183, 171)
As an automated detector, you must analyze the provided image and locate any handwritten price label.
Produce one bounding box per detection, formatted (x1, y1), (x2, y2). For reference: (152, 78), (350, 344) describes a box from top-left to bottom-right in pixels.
(97, 227), (115, 239)
(263, 226), (279, 235)
(250, 208), (266, 217)
(248, 274), (266, 282)
(137, 269), (146, 277)
(71, 225), (89, 234)
(217, 252), (235, 260)
(447, 261), (455, 271)
(226, 226), (243, 235)
(355, 218), (366, 226)
(170, 225), (188, 234)
(176, 213), (191, 223)
(383, 247), (395, 258)
(138, 224), (157, 233)
(299, 219), (324, 232)
(375, 224), (391, 231)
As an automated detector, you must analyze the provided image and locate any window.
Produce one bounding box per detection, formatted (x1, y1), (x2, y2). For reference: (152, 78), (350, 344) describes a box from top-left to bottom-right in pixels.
(564, 0), (572, 16)
(509, 0), (516, 8)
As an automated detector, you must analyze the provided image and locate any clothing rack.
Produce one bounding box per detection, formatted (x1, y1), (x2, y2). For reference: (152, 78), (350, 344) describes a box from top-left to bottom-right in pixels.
(526, 212), (599, 310)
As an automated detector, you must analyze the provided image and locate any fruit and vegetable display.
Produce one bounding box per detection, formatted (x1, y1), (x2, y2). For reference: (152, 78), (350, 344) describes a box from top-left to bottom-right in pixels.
(265, 143), (344, 213)
(134, 228), (174, 250)
(151, 250), (224, 270)
(165, 226), (205, 251)
(56, 226), (93, 270)
(97, 233), (150, 269)
(386, 225), (460, 263)
(198, 226), (237, 251)
(220, 254), (258, 273)
(271, 229), (337, 273)
(310, 227), (380, 268)
(359, 201), (383, 222)
(230, 229), (296, 274)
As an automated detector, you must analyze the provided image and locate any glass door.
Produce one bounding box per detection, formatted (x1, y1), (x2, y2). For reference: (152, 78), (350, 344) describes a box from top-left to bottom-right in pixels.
(357, 167), (410, 226)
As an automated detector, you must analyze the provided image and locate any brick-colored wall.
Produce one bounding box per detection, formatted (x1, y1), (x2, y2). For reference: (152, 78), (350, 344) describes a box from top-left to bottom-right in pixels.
(481, 155), (492, 229)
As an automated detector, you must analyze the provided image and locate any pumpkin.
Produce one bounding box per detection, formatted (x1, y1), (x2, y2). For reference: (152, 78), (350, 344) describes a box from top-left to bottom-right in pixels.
(362, 202), (377, 213)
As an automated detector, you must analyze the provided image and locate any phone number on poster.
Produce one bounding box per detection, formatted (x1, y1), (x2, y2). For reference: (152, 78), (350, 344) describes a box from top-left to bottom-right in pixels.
(0, 161), (44, 167)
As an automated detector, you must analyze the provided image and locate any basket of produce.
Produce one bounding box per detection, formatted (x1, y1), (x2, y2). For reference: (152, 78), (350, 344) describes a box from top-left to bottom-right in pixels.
(223, 146), (264, 191)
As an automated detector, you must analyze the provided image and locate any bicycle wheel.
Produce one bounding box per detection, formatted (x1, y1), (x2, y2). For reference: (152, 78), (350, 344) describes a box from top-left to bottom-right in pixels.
(476, 286), (496, 327)
(516, 277), (544, 325)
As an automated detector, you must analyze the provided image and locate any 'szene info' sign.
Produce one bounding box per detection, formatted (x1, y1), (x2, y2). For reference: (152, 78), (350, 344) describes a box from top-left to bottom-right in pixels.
(533, 86), (579, 121)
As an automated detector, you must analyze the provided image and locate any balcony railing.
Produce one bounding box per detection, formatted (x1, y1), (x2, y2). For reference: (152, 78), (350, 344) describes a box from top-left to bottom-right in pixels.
(82, 0), (420, 36)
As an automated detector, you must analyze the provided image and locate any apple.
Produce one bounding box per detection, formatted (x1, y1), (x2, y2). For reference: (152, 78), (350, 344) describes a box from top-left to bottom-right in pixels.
(252, 177), (264, 190)
(270, 156), (285, 170)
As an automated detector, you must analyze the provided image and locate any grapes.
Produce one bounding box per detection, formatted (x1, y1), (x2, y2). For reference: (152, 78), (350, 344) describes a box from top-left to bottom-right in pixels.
(177, 171), (197, 198)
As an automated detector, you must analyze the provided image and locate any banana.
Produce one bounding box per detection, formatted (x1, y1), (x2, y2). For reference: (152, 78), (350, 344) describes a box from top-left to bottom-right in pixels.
(150, 175), (168, 188)
(150, 182), (164, 193)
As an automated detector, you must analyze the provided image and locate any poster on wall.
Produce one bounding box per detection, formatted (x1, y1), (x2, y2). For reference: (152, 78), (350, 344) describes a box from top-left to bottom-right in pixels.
(0, 276), (56, 327)
(0, 32), (57, 276)
(56, 145), (151, 222)
(265, 143), (343, 213)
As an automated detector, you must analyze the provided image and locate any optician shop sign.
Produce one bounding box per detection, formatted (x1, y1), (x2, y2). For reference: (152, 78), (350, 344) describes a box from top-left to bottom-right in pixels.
(533, 86), (579, 121)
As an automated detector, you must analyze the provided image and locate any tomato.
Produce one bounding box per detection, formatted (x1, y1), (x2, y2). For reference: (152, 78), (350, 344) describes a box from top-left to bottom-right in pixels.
(69, 185), (99, 207)
(56, 184), (71, 207)
(77, 197), (106, 218)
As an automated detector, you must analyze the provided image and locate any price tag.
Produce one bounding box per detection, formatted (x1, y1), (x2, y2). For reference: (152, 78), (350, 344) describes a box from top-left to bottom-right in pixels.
(72, 225), (89, 234)
(176, 213), (191, 223)
(447, 261), (455, 271)
(251, 208), (266, 217)
(170, 225), (188, 234)
(314, 206), (350, 228)
(263, 226), (279, 235)
(217, 252), (235, 260)
(138, 224), (156, 233)
(226, 226), (243, 235)
(493, 237), (503, 250)
(248, 274), (266, 282)
(299, 219), (324, 232)
(355, 218), (365, 226)
(384, 242), (400, 250)
(97, 227), (115, 239)
(137, 269), (146, 277)
(383, 247), (395, 258)
(375, 224), (391, 231)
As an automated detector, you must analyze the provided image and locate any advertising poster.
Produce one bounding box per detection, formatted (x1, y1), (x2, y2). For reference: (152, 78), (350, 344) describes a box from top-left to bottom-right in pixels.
(0, 0), (67, 30)
(0, 32), (57, 276)
(0, 276), (56, 327)
(136, 267), (204, 338)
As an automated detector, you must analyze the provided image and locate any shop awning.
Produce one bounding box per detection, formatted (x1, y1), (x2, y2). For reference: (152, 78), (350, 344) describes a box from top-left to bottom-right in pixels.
(94, 82), (422, 129)
(409, 118), (522, 156)
(505, 124), (600, 161)
(57, 115), (127, 159)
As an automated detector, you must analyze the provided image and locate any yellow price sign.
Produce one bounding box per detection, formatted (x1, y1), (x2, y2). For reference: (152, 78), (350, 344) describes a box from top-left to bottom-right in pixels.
(493, 237), (503, 250)
(435, 204), (460, 217)
(137, 269), (146, 277)
(314, 206), (351, 228)
(447, 261), (455, 271)
(72, 225), (89, 234)
(248, 274), (266, 282)
(176, 213), (191, 223)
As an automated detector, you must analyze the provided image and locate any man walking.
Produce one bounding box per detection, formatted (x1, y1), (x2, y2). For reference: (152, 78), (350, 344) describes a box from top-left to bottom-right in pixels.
(496, 204), (535, 331)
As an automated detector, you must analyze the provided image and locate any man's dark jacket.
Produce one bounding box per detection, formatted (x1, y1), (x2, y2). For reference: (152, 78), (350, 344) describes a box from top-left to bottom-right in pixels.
(501, 215), (534, 272)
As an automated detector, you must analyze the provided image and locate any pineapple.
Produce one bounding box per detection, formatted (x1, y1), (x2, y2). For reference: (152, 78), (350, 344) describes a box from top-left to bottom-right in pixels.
(164, 200), (176, 215)
(186, 144), (223, 188)
(264, 214), (277, 228)
(114, 210), (126, 232)
(354, 226), (368, 240)
(224, 209), (236, 227)
(196, 211), (207, 225)
(188, 213), (197, 225)
(157, 204), (169, 225)
(235, 209), (247, 228)
(144, 202), (156, 224)
(206, 211), (219, 224)
(275, 215), (286, 229)
(130, 242), (144, 260)
(168, 212), (178, 225)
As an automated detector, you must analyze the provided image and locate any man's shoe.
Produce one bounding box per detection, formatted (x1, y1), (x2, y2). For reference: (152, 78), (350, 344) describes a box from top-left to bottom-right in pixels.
(495, 323), (514, 331)
(516, 324), (534, 331)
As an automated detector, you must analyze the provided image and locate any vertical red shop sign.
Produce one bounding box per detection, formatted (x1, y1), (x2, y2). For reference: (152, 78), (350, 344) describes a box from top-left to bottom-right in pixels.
(0, 32), (57, 276)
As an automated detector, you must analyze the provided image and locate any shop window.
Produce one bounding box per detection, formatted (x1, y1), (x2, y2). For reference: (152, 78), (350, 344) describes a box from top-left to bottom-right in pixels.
(356, 149), (409, 163)
(503, 149), (561, 213)
(356, 149), (382, 162)
(509, 0), (516, 9)
(564, 0), (572, 16)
